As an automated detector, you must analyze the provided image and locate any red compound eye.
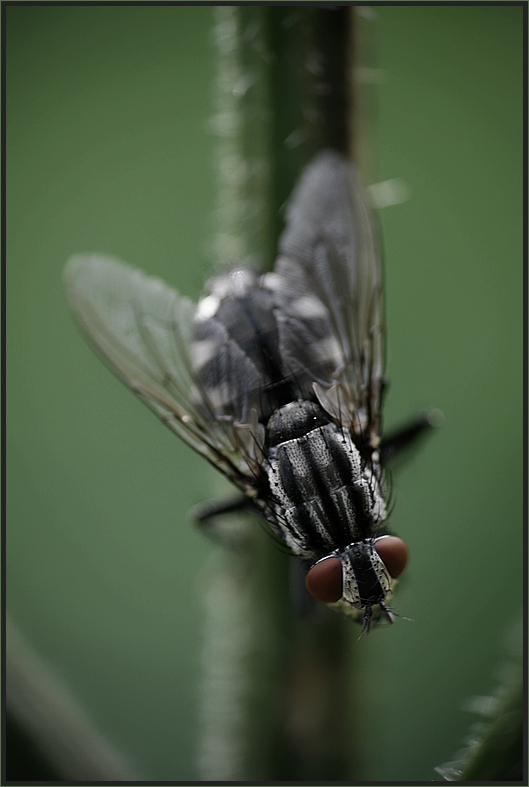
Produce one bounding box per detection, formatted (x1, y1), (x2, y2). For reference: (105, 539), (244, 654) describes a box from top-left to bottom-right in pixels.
(305, 556), (343, 603)
(374, 536), (409, 578)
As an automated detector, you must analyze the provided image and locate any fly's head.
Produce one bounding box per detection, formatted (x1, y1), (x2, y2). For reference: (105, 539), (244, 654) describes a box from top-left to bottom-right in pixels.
(305, 535), (409, 633)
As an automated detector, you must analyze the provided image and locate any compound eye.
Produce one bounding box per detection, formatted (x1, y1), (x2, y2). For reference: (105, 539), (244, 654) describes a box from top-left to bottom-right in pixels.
(374, 536), (409, 578)
(305, 556), (343, 603)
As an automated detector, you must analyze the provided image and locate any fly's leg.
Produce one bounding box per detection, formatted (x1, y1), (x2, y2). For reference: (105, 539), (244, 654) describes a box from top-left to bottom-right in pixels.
(379, 601), (395, 625)
(380, 408), (443, 467)
(361, 605), (373, 635)
(191, 494), (261, 548)
(192, 494), (255, 523)
(195, 499), (323, 618)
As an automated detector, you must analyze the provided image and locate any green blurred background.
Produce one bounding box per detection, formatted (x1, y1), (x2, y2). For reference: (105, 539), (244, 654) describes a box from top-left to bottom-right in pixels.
(7, 6), (523, 781)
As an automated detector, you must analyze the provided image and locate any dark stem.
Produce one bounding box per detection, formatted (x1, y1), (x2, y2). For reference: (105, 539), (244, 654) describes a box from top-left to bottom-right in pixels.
(199, 7), (376, 780)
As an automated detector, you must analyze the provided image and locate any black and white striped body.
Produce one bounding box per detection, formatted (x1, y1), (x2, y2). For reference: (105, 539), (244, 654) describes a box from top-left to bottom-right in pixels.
(192, 268), (392, 621)
(192, 267), (343, 426)
(266, 400), (386, 557)
(65, 152), (413, 630)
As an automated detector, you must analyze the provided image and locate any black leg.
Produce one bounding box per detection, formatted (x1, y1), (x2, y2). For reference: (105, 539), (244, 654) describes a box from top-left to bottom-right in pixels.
(380, 408), (443, 466)
(191, 494), (261, 547)
(192, 494), (257, 523)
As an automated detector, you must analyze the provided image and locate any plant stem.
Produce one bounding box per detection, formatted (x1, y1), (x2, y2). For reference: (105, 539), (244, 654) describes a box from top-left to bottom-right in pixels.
(198, 7), (378, 780)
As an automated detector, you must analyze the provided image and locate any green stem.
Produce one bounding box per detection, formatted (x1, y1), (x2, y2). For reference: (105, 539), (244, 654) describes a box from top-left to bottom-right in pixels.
(198, 8), (377, 780)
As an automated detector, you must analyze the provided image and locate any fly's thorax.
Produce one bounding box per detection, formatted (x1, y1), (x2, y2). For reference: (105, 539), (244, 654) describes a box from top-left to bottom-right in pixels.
(267, 400), (330, 446)
(265, 400), (387, 558)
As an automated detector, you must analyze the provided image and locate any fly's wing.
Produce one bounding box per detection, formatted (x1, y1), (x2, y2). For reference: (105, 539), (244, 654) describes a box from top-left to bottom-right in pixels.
(276, 150), (384, 444)
(64, 254), (264, 495)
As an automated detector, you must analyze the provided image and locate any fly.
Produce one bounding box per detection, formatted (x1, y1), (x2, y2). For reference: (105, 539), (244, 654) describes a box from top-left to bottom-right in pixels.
(64, 151), (437, 633)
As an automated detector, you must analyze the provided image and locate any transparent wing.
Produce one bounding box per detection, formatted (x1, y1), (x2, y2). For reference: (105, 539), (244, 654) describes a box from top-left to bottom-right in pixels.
(64, 254), (264, 494)
(277, 150), (384, 442)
